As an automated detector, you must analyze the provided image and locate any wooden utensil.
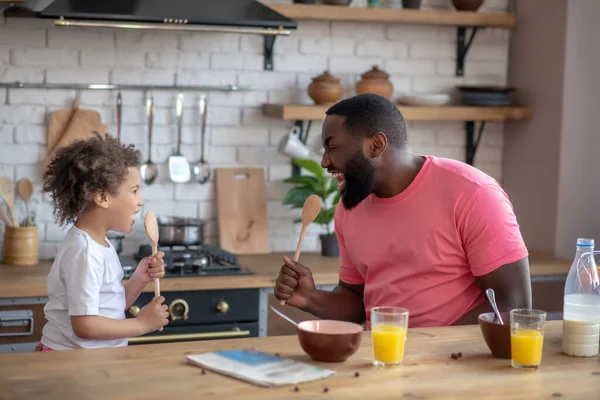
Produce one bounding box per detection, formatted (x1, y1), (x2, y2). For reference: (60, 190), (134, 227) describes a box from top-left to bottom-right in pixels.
(44, 102), (107, 169)
(143, 211), (160, 299)
(0, 176), (19, 227)
(0, 202), (12, 227)
(215, 168), (270, 254)
(16, 179), (33, 226)
(281, 194), (322, 305)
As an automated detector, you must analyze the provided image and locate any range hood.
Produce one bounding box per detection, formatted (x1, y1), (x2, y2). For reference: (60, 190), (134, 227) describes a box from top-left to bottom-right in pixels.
(25, 0), (297, 35)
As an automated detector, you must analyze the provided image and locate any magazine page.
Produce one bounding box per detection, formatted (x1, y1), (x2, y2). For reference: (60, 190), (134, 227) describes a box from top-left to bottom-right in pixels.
(186, 349), (336, 388)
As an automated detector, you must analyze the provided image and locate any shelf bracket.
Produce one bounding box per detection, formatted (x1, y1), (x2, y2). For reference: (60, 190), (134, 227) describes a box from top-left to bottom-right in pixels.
(291, 120), (312, 177)
(456, 27), (479, 76)
(263, 35), (277, 71)
(465, 121), (486, 166)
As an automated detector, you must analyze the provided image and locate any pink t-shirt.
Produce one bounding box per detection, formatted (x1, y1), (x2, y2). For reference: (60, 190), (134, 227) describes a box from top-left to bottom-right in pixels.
(335, 155), (528, 328)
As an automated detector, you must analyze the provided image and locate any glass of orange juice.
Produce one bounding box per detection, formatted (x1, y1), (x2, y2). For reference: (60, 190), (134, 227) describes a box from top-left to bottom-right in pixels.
(509, 309), (547, 371)
(371, 306), (409, 368)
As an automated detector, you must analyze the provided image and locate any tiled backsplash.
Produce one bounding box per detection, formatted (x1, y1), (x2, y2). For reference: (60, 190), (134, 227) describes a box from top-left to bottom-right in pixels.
(0, 0), (510, 259)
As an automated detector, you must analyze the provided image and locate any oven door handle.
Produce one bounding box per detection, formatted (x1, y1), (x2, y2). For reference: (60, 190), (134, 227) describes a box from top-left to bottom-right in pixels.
(0, 310), (34, 337)
(128, 329), (251, 344)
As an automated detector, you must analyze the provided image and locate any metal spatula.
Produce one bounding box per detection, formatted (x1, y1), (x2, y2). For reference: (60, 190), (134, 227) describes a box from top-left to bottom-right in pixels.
(168, 93), (191, 183)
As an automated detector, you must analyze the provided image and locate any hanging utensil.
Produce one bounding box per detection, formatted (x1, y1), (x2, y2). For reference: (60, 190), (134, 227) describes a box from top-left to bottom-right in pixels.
(140, 92), (158, 186)
(16, 178), (33, 226)
(280, 194), (321, 306)
(168, 93), (191, 183)
(116, 91), (122, 140)
(0, 176), (19, 227)
(192, 94), (211, 184)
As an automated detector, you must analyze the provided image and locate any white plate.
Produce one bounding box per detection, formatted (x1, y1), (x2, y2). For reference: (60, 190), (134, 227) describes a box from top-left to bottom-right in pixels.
(396, 94), (452, 106)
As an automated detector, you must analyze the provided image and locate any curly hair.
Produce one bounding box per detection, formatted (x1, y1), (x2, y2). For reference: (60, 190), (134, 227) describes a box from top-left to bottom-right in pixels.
(43, 133), (142, 227)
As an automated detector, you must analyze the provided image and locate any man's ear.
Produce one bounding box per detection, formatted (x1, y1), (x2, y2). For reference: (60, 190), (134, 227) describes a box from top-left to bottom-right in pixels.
(368, 132), (387, 158)
(93, 191), (110, 209)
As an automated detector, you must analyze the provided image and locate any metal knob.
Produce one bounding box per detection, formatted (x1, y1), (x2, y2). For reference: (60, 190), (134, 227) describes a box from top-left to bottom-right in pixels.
(128, 305), (140, 317)
(168, 299), (189, 321)
(216, 301), (229, 314)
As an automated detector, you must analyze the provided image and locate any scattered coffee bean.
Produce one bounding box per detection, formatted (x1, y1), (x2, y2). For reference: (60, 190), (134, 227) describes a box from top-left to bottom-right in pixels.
(354, 371), (360, 377)
(275, 353), (280, 357)
(294, 386), (299, 392)
(201, 369), (206, 375)
(592, 371), (600, 376)
(551, 393), (563, 398)
(451, 353), (459, 359)
(457, 352), (463, 358)
(323, 387), (329, 393)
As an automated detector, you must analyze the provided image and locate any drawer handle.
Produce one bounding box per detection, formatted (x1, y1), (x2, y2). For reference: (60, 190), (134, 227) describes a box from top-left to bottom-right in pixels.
(127, 329), (250, 344)
(0, 310), (34, 337)
(216, 301), (229, 314)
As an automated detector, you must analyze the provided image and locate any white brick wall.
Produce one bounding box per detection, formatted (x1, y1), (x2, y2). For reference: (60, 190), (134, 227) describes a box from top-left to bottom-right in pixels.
(0, 0), (509, 259)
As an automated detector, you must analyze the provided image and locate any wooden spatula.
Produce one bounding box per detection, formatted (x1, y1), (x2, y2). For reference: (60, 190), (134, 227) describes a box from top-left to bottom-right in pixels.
(281, 194), (322, 306)
(0, 176), (19, 227)
(144, 211), (160, 298)
(17, 178), (33, 226)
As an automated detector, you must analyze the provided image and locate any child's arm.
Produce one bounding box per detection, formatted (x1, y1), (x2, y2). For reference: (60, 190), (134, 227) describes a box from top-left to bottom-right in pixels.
(71, 296), (168, 340)
(123, 252), (165, 309)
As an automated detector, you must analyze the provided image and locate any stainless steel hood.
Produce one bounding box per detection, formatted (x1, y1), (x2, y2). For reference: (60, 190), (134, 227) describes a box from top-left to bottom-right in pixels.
(28, 0), (297, 35)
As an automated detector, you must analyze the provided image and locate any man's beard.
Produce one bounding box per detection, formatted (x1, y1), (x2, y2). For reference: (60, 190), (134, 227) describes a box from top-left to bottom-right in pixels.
(341, 151), (376, 210)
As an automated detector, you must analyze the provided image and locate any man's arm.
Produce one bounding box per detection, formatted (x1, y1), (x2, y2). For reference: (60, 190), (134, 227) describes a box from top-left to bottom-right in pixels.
(305, 280), (366, 325)
(453, 256), (532, 325)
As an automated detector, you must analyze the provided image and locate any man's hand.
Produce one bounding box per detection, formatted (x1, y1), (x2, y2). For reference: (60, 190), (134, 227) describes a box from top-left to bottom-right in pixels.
(274, 256), (318, 311)
(132, 251), (165, 284)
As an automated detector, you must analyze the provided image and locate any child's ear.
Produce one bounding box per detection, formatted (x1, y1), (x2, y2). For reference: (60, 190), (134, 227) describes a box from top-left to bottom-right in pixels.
(93, 191), (110, 209)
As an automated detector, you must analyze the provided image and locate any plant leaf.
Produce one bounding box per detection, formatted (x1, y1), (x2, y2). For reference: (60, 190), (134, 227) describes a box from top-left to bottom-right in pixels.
(293, 158), (325, 179)
(283, 187), (314, 208)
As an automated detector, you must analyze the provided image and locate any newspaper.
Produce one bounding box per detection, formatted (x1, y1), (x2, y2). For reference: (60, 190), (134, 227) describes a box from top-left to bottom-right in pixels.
(186, 349), (336, 388)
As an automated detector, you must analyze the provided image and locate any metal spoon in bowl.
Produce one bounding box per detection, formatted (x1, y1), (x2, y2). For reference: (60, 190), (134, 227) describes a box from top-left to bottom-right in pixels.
(270, 306), (298, 327)
(485, 288), (504, 325)
(140, 92), (158, 185)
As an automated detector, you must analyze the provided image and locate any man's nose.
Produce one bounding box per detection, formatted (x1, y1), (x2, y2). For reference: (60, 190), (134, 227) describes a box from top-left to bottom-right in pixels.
(321, 152), (331, 169)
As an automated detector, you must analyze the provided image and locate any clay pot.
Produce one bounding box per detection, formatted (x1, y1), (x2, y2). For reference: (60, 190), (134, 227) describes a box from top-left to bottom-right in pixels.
(452, 0), (484, 12)
(307, 70), (343, 105)
(355, 65), (394, 99)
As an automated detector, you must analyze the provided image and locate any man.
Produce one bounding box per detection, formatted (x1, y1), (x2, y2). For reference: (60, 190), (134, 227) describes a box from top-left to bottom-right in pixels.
(274, 94), (532, 328)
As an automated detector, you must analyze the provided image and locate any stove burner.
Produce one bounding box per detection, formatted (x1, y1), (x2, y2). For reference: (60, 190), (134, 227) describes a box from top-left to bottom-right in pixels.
(120, 244), (254, 279)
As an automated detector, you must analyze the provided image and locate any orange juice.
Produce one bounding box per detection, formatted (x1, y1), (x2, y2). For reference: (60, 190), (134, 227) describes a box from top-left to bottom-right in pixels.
(511, 329), (544, 366)
(372, 325), (406, 365)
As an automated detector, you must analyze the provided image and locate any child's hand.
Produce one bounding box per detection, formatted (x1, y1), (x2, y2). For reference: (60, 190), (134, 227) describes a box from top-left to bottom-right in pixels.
(133, 251), (166, 283)
(137, 296), (169, 334)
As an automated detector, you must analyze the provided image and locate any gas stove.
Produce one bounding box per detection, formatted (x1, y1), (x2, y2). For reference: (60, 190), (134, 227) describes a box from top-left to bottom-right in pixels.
(119, 244), (254, 279)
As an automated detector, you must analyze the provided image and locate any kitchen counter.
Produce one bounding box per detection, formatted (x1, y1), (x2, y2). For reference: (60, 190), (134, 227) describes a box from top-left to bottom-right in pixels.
(0, 320), (596, 399)
(0, 251), (570, 299)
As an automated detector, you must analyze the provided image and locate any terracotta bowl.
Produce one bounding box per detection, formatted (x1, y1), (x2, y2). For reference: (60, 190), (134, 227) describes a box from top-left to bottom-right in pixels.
(297, 320), (363, 362)
(478, 312), (511, 359)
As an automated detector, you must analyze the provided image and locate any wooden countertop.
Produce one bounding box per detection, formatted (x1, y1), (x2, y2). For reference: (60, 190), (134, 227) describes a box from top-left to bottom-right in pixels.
(0, 321), (597, 399)
(0, 251), (570, 299)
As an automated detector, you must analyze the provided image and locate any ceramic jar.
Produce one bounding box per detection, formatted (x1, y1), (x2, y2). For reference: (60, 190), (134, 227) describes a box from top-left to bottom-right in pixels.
(355, 65), (394, 99)
(307, 70), (344, 105)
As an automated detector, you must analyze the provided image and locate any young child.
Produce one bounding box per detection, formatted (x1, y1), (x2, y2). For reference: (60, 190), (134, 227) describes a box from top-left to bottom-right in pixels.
(36, 133), (168, 351)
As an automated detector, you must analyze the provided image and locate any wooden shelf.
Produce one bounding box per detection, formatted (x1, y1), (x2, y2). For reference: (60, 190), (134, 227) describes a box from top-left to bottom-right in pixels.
(267, 4), (515, 28)
(262, 104), (532, 122)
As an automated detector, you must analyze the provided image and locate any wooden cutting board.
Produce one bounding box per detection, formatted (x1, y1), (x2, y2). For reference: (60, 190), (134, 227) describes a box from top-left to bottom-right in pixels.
(215, 168), (270, 255)
(44, 101), (107, 169)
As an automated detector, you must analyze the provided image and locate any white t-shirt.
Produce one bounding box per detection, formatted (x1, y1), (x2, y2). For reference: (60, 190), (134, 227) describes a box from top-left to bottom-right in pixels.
(41, 226), (128, 350)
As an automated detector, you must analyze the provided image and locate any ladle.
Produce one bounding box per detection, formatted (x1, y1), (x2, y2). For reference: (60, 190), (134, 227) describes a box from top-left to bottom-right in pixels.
(140, 93), (158, 185)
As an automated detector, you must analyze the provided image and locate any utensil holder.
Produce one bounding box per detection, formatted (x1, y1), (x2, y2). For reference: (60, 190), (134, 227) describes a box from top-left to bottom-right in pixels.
(3, 226), (39, 265)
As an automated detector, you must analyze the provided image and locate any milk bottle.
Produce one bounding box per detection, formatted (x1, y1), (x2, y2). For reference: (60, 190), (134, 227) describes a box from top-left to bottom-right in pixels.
(562, 238), (600, 357)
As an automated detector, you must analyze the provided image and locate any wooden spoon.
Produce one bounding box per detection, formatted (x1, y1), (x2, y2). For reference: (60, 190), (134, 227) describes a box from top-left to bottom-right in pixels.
(17, 179), (33, 226)
(281, 194), (322, 306)
(0, 176), (19, 227)
(143, 211), (160, 298)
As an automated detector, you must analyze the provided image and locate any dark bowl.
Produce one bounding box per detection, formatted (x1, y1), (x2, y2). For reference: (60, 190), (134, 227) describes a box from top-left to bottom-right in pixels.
(452, 0), (484, 11)
(478, 312), (511, 359)
(297, 320), (363, 362)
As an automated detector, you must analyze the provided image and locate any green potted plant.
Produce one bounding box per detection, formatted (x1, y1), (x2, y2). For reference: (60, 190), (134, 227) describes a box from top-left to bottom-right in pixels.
(282, 158), (341, 257)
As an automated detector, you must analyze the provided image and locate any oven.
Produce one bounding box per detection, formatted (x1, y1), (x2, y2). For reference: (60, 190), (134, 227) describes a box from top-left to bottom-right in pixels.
(126, 288), (260, 345)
